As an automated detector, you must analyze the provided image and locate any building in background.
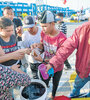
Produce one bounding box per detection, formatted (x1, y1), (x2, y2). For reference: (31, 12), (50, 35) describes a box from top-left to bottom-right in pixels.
(0, 1), (77, 18)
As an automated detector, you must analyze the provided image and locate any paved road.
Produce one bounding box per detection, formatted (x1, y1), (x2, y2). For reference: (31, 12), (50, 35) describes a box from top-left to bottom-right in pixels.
(14, 21), (90, 100)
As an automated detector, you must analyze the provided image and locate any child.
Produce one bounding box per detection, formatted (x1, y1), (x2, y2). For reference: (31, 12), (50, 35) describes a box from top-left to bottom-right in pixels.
(0, 17), (31, 99)
(56, 12), (71, 70)
(31, 10), (67, 100)
(0, 17), (30, 68)
(22, 15), (42, 79)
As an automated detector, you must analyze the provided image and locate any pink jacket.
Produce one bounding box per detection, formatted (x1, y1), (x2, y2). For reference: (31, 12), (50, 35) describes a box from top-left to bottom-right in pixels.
(49, 22), (90, 78)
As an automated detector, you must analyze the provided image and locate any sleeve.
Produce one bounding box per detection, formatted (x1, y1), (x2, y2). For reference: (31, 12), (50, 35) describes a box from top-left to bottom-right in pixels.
(49, 29), (79, 69)
(57, 32), (67, 49)
(22, 32), (31, 48)
(61, 23), (67, 35)
(0, 64), (31, 92)
(22, 32), (26, 41)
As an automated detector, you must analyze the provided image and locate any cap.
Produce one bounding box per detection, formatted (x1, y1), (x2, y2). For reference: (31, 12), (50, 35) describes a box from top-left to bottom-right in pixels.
(38, 10), (61, 23)
(23, 16), (35, 28)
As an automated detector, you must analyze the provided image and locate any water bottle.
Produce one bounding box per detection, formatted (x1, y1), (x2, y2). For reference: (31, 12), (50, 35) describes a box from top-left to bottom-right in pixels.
(38, 64), (49, 80)
(38, 64), (54, 80)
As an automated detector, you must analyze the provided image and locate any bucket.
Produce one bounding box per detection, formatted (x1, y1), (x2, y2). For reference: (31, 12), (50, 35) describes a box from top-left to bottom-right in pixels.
(20, 79), (47, 100)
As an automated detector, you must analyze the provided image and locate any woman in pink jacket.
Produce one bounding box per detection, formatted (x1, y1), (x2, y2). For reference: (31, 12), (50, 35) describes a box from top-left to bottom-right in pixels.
(46, 21), (90, 97)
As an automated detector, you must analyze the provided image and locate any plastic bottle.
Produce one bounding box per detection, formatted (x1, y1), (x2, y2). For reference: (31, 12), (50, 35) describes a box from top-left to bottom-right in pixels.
(38, 64), (49, 80)
(38, 64), (54, 80)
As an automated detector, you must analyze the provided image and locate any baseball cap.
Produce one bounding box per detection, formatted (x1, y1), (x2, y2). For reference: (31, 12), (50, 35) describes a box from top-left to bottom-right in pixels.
(38, 10), (61, 23)
(23, 15), (35, 28)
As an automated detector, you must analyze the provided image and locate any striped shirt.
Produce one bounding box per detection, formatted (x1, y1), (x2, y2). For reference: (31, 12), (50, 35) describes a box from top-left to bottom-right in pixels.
(57, 21), (67, 35)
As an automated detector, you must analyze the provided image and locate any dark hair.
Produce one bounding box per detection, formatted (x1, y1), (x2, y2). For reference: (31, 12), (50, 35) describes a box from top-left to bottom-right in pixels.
(57, 13), (63, 17)
(0, 17), (13, 29)
(3, 6), (13, 11)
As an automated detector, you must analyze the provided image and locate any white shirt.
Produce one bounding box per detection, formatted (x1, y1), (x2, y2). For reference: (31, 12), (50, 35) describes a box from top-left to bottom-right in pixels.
(22, 26), (43, 63)
(22, 26), (42, 48)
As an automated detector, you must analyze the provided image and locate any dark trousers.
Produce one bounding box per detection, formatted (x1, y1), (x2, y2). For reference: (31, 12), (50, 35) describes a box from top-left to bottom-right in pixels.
(30, 63), (41, 79)
(64, 59), (71, 68)
(40, 70), (63, 97)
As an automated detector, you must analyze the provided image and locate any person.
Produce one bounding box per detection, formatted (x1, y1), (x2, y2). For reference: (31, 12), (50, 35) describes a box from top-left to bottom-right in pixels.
(22, 15), (42, 79)
(45, 21), (90, 98)
(0, 62), (31, 100)
(3, 6), (23, 41)
(0, 17), (30, 67)
(31, 10), (67, 100)
(0, 17), (31, 99)
(3, 6), (29, 73)
(56, 12), (71, 70)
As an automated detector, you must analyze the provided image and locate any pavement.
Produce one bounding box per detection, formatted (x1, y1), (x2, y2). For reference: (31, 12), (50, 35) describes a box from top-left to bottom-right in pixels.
(14, 21), (90, 100)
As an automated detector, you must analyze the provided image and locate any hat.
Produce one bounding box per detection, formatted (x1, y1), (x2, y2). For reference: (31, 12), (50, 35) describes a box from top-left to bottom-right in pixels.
(38, 10), (61, 23)
(23, 16), (35, 28)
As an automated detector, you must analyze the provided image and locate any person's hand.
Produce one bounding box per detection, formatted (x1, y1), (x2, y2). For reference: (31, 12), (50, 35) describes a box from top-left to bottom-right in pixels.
(16, 48), (31, 54)
(33, 53), (43, 62)
(11, 49), (25, 60)
(11, 64), (20, 70)
(31, 43), (39, 49)
(46, 64), (52, 72)
(31, 43), (43, 50)
(11, 64), (25, 74)
(24, 48), (31, 55)
(44, 58), (49, 63)
(16, 26), (23, 37)
(11, 48), (31, 60)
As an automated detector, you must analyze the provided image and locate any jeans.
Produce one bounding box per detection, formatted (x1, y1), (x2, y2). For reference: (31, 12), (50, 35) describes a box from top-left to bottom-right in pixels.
(69, 75), (90, 97)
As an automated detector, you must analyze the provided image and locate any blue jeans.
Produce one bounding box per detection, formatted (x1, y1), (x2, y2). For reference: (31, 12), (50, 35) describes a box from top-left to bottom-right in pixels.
(69, 75), (90, 97)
